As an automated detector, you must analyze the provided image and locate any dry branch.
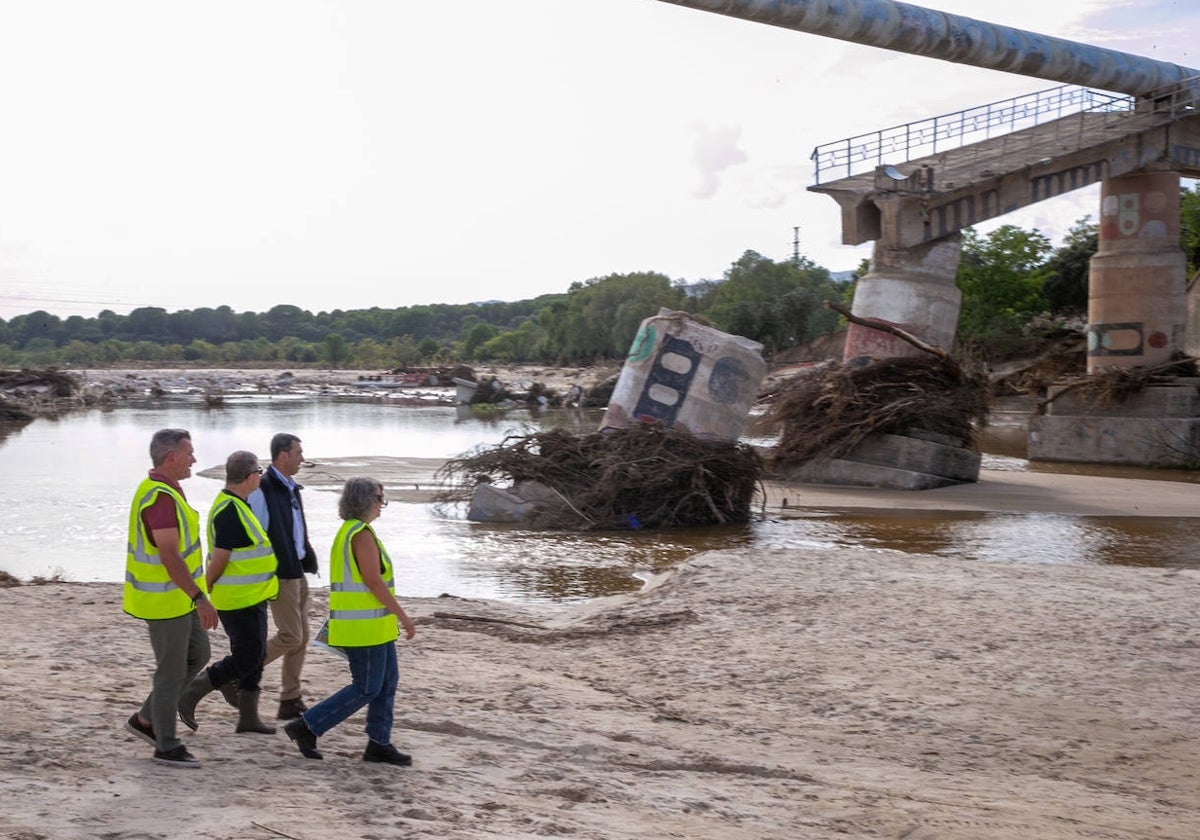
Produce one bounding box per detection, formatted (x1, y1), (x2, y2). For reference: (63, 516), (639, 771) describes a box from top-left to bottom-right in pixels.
(824, 300), (951, 361)
(765, 356), (990, 468)
(435, 423), (762, 530)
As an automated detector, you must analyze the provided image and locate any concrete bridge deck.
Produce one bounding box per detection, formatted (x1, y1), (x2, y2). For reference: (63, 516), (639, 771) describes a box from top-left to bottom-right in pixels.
(812, 106), (1200, 248)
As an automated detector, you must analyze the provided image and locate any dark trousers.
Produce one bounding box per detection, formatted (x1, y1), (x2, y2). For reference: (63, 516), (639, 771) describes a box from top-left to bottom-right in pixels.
(209, 601), (268, 692)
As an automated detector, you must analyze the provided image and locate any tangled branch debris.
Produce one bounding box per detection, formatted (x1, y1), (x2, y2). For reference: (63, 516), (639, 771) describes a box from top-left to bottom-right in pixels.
(435, 423), (762, 530)
(764, 356), (991, 468)
(1037, 355), (1199, 413)
(0, 368), (102, 423)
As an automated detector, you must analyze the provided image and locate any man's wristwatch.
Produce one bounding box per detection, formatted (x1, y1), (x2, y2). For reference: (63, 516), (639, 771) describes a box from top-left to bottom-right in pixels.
(191, 591), (207, 604)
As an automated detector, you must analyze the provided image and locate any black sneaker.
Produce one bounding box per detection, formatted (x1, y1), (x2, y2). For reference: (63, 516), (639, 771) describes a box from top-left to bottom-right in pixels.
(284, 718), (323, 760)
(124, 713), (156, 747)
(363, 741), (412, 766)
(152, 745), (201, 768)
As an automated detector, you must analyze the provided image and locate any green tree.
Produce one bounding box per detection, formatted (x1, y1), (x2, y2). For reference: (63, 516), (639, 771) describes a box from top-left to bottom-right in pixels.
(8, 310), (64, 348)
(463, 322), (499, 358)
(1042, 216), (1097, 315)
(479, 320), (541, 362)
(125, 307), (170, 343)
(701, 251), (840, 354)
(184, 339), (216, 361)
(956, 225), (1052, 356)
(62, 340), (99, 365)
(386, 335), (422, 367)
(24, 337), (60, 364)
(1182, 181), (1200, 277)
(322, 333), (350, 367)
(545, 272), (685, 362)
(418, 336), (440, 359)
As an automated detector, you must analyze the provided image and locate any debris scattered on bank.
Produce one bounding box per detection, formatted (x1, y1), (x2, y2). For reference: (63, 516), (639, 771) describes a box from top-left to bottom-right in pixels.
(0, 368), (109, 422)
(762, 356), (991, 469)
(435, 423), (762, 530)
(1037, 354), (1200, 412)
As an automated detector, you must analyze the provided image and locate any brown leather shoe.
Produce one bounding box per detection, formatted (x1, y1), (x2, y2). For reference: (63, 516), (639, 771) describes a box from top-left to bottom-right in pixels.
(276, 697), (308, 720)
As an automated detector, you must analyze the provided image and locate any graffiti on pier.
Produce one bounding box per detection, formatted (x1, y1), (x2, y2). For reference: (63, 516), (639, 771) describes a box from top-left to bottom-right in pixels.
(1088, 322), (1144, 356)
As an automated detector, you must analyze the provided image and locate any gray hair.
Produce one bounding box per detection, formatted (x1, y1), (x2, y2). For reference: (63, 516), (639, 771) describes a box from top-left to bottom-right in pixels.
(338, 476), (383, 521)
(149, 428), (191, 467)
(270, 433), (301, 460)
(224, 450), (261, 483)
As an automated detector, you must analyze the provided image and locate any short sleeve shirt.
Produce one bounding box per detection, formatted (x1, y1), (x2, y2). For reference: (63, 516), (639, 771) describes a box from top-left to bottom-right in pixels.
(211, 490), (254, 550)
(141, 470), (186, 548)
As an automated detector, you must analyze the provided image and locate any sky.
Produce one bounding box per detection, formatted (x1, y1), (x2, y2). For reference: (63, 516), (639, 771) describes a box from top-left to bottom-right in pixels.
(1, 0), (1197, 321)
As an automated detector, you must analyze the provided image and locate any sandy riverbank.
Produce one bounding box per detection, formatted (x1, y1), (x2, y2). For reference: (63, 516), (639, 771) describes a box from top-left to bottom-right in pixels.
(3, 364), (1199, 838)
(2, 543), (1198, 839)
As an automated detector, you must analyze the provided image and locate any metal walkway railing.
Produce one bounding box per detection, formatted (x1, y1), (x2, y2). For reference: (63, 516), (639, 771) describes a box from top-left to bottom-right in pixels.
(810, 84), (1133, 184)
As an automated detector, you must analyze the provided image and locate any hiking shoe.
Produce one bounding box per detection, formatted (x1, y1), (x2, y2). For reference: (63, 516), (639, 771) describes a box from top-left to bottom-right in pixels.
(363, 741), (412, 766)
(284, 718), (323, 760)
(124, 713), (156, 747)
(152, 745), (201, 768)
(276, 697), (308, 720)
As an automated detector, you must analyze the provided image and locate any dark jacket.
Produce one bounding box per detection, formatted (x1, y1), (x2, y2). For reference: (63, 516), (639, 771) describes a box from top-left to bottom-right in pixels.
(258, 467), (318, 578)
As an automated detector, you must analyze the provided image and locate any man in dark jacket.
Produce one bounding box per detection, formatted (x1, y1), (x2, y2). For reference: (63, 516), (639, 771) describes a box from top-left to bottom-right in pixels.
(248, 432), (318, 720)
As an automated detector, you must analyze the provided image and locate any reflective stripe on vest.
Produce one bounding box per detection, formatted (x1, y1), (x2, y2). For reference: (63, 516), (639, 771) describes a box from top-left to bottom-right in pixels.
(122, 478), (204, 620)
(327, 519), (398, 647)
(206, 492), (279, 611)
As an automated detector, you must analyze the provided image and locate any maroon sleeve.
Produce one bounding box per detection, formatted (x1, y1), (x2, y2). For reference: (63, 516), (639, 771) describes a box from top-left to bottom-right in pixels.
(141, 492), (179, 546)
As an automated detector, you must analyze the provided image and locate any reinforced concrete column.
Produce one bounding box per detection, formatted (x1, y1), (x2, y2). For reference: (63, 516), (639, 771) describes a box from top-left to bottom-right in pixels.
(1087, 171), (1186, 373)
(843, 234), (962, 361)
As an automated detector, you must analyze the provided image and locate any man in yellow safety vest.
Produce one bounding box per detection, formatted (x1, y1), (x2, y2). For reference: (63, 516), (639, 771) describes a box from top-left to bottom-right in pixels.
(122, 428), (218, 768)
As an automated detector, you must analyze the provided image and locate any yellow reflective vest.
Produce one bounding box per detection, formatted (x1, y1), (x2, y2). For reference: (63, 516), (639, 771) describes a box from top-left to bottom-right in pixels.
(206, 491), (279, 611)
(328, 519), (398, 648)
(123, 477), (204, 620)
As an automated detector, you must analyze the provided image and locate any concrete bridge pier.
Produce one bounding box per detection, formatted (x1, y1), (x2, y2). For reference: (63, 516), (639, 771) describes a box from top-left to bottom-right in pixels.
(1030, 169), (1200, 466)
(1087, 170), (1187, 372)
(842, 234), (962, 362)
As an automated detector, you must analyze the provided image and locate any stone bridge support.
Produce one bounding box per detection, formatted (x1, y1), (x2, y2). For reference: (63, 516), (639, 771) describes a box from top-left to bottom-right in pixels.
(842, 234), (962, 361)
(1087, 170), (1187, 372)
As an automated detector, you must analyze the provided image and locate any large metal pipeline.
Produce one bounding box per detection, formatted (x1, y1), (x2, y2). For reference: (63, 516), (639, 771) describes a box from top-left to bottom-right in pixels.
(653, 0), (1198, 97)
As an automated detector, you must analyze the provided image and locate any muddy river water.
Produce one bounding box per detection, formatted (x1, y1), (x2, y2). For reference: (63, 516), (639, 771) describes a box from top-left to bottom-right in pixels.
(2, 393), (1198, 604)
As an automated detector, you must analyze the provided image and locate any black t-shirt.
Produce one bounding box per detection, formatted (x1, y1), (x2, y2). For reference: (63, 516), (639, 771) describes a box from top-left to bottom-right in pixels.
(212, 490), (255, 551)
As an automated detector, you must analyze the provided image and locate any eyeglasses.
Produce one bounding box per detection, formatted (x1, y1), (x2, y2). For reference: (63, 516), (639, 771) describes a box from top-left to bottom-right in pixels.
(376, 494), (389, 507)
(245, 467), (264, 479)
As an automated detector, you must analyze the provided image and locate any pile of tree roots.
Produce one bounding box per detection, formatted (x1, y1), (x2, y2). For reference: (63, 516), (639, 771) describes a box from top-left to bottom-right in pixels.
(435, 423), (762, 530)
(1038, 354), (1199, 412)
(764, 356), (991, 469)
(0, 368), (89, 423)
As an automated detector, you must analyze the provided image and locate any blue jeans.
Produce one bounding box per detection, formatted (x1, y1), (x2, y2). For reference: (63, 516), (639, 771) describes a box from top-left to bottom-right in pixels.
(302, 641), (398, 745)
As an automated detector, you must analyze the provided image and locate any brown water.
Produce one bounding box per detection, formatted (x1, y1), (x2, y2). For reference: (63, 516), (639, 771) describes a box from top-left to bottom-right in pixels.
(1, 393), (1198, 604)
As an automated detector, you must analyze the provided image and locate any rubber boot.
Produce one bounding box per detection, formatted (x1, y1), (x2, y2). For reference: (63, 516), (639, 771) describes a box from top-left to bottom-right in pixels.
(218, 680), (239, 708)
(235, 689), (277, 735)
(178, 672), (216, 731)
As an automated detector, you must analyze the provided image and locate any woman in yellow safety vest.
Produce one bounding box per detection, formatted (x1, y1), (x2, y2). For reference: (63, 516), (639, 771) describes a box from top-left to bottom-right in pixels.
(284, 476), (416, 765)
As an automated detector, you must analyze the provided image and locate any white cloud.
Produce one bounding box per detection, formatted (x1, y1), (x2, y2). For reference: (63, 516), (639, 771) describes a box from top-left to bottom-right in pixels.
(688, 123), (749, 199)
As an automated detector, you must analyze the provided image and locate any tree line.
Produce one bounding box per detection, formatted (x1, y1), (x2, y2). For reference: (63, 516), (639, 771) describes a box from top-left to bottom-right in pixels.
(2, 183), (1197, 369)
(0, 254), (849, 368)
